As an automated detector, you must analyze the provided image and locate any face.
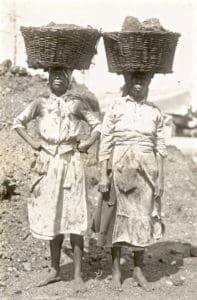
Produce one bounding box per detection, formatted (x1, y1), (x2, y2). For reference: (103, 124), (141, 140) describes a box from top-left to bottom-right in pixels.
(49, 68), (71, 96)
(125, 72), (152, 102)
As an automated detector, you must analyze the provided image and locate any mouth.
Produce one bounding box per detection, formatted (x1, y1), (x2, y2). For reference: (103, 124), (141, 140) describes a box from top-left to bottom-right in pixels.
(133, 84), (142, 91)
(53, 79), (63, 86)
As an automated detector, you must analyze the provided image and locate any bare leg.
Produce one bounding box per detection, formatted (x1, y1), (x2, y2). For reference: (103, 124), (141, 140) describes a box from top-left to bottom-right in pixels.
(133, 250), (152, 291)
(70, 234), (86, 293)
(111, 246), (122, 290)
(38, 234), (63, 287)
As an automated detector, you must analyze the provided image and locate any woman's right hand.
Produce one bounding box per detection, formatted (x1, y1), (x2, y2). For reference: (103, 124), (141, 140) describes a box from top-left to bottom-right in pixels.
(15, 128), (42, 151)
(99, 175), (110, 193)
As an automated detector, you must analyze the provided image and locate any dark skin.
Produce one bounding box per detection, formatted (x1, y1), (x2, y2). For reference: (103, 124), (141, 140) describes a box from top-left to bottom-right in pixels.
(15, 68), (100, 291)
(99, 72), (164, 291)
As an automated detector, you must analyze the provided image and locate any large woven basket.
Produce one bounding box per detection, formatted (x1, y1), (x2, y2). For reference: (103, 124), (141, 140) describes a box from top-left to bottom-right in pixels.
(103, 31), (180, 74)
(20, 26), (101, 70)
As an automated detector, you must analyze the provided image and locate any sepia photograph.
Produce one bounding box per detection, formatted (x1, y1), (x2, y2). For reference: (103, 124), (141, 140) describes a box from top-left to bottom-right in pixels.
(0, 0), (197, 299)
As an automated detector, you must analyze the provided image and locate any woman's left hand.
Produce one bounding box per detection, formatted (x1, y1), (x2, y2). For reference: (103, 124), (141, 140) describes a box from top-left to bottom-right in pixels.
(77, 140), (92, 153)
(154, 176), (164, 198)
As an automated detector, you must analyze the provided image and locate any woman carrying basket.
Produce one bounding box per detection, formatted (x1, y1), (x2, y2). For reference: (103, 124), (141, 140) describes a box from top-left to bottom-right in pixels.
(98, 17), (179, 291)
(14, 24), (101, 291)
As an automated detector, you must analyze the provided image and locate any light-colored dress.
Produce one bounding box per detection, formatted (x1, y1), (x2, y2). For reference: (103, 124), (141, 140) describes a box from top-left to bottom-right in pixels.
(99, 95), (167, 248)
(13, 93), (101, 240)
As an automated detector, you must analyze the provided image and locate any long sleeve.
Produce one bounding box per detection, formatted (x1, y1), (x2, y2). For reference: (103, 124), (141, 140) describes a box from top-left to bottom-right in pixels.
(99, 105), (116, 162)
(12, 99), (41, 129)
(154, 110), (167, 158)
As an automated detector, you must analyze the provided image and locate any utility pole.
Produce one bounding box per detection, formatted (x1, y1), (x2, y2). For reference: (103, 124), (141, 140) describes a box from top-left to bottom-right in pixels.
(10, 0), (17, 66)
(0, 0), (22, 64)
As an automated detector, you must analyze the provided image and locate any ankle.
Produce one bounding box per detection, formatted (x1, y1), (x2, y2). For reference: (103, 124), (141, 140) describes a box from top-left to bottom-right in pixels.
(134, 266), (143, 273)
(112, 268), (121, 276)
(74, 272), (82, 279)
(50, 266), (60, 275)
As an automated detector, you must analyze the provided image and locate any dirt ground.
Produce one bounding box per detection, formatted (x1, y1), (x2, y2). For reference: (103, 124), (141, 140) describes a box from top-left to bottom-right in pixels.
(0, 73), (197, 300)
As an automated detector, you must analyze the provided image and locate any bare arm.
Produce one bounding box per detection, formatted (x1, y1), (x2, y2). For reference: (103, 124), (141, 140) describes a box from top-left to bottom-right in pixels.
(15, 127), (42, 151)
(99, 159), (110, 193)
(154, 109), (166, 198)
(154, 153), (164, 198)
(77, 130), (100, 153)
(77, 107), (101, 152)
(13, 100), (42, 151)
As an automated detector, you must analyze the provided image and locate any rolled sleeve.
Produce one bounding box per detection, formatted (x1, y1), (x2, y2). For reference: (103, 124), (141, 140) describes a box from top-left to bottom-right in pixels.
(12, 99), (41, 129)
(99, 105), (116, 162)
(155, 110), (167, 158)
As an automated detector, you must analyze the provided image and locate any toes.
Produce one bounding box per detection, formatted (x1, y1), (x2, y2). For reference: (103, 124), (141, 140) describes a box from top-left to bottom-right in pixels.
(37, 276), (61, 287)
(73, 278), (87, 293)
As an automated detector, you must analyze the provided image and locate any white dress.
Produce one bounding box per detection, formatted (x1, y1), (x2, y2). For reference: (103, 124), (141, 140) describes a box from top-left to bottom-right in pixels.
(13, 93), (101, 240)
(99, 96), (166, 247)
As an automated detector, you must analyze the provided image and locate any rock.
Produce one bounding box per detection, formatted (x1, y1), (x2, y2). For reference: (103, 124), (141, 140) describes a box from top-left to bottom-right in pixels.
(0, 281), (6, 287)
(22, 262), (32, 271)
(171, 275), (185, 286)
(158, 258), (166, 263)
(0, 176), (17, 200)
(14, 289), (22, 295)
(42, 264), (49, 269)
(7, 267), (13, 272)
(170, 249), (183, 255)
(147, 252), (153, 258)
(0, 59), (12, 76)
(184, 257), (194, 265)
(120, 257), (126, 265)
(190, 246), (197, 257)
(165, 280), (173, 286)
(10, 66), (28, 76)
(0, 273), (8, 282)
(182, 243), (192, 257)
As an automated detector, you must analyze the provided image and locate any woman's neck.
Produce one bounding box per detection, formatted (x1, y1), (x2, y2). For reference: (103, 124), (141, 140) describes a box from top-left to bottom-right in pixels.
(51, 89), (67, 97)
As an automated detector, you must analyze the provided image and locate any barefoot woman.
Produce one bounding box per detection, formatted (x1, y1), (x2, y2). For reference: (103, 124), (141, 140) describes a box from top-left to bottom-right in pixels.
(13, 67), (101, 289)
(99, 71), (166, 290)
(98, 16), (180, 290)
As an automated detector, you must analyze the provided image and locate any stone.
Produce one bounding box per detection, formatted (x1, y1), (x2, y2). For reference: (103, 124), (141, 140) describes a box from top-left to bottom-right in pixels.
(190, 246), (197, 257)
(22, 262), (32, 272)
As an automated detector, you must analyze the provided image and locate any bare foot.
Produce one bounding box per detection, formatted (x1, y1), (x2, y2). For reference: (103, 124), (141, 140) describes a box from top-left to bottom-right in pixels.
(73, 276), (87, 293)
(133, 267), (153, 291)
(37, 269), (61, 287)
(111, 271), (122, 291)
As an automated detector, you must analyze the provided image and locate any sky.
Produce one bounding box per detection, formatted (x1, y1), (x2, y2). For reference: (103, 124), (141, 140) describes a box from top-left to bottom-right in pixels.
(0, 0), (197, 107)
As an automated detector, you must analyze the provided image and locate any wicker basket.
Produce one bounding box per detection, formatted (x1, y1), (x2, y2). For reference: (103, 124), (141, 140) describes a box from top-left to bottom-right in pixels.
(103, 31), (180, 74)
(20, 26), (101, 70)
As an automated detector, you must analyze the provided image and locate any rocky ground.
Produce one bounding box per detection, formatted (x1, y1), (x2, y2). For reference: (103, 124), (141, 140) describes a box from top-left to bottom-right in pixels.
(0, 72), (197, 300)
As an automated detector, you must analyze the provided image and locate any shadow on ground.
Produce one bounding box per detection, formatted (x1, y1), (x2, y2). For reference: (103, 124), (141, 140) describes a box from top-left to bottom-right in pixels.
(59, 239), (192, 285)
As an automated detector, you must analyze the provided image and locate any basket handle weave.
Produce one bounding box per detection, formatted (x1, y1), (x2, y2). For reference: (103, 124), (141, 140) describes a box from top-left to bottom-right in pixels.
(105, 33), (127, 57)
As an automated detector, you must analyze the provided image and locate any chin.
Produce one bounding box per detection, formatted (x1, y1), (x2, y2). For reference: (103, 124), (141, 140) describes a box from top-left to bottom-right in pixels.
(52, 84), (62, 90)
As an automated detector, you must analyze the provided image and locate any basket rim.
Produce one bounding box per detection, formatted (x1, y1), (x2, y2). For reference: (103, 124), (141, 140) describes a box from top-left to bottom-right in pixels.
(102, 30), (181, 37)
(20, 25), (101, 34)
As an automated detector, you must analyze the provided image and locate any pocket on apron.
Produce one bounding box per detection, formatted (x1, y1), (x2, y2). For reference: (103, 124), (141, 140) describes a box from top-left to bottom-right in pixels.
(30, 174), (44, 198)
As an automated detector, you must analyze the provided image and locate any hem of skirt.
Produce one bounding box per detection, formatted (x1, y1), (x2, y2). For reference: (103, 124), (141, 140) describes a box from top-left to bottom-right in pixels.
(97, 233), (152, 249)
(112, 235), (163, 248)
(30, 229), (86, 240)
(112, 241), (147, 249)
(97, 235), (163, 248)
